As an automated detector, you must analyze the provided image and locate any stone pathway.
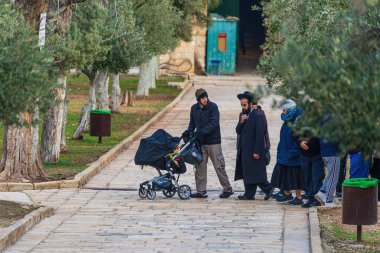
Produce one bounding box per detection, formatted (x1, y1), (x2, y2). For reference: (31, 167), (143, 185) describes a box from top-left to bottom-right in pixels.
(4, 77), (311, 253)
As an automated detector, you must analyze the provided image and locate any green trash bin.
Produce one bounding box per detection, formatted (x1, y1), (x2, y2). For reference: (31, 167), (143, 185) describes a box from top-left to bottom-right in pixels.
(90, 109), (111, 143)
(342, 178), (378, 241)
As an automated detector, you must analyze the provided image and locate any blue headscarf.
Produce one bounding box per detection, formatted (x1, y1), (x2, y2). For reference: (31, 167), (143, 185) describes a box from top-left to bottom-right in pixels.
(281, 99), (300, 122)
(281, 108), (298, 122)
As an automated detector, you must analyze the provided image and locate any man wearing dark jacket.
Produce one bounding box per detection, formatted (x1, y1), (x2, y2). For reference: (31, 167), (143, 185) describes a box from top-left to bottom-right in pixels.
(235, 91), (273, 200)
(185, 88), (233, 198)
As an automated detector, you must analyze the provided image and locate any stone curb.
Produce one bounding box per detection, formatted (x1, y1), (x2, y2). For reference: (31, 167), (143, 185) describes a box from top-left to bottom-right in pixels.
(0, 79), (193, 192)
(308, 208), (323, 253)
(0, 206), (55, 251)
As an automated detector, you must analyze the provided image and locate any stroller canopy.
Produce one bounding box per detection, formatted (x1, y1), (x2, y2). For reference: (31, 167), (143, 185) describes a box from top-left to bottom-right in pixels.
(134, 129), (180, 166)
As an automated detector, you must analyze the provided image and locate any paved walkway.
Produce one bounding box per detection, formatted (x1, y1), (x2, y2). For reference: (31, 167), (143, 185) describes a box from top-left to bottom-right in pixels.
(5, 77), (311, 253)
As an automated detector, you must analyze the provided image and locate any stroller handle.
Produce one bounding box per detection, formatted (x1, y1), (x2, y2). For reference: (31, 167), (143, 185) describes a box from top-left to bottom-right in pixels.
(174, 137), (196, 158)
(166, 136), (198, 168)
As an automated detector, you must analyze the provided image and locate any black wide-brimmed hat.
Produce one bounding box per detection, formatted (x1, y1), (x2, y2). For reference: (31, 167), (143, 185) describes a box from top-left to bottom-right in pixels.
(237, 91), (254, 102)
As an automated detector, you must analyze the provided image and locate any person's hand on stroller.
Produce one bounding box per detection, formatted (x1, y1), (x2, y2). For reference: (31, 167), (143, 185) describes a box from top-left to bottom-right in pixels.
(181, 130), (191, 138)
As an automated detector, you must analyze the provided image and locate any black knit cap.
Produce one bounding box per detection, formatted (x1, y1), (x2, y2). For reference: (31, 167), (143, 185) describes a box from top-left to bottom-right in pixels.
(237, 91), (254, 103)
(195, 88), (208, 101)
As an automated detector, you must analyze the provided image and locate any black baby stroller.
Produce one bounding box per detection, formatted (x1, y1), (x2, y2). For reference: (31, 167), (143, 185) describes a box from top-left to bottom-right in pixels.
(134, 129), (203, 200)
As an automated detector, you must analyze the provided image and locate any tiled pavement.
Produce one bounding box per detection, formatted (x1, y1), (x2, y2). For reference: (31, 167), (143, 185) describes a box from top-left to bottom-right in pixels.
(4, 77), (311, 253)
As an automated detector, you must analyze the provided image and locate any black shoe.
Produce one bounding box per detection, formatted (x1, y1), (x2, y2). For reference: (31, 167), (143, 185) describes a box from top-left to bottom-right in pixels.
(237, 195), (255, 200)
(264, 188), (275, 200)
(302, 200), (321, 208)
(301, 199), (314, 208)
(276, 194), (293, 202)
(271, 191), (283, 199)
(220, 190), (234, 198)
(335, 191), (342, 197)
(190, 192), (208, 198)
(287, 198), (303, 205)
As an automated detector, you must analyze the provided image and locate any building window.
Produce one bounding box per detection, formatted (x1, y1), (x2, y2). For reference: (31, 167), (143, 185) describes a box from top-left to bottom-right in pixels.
(218, 33), (227, 52)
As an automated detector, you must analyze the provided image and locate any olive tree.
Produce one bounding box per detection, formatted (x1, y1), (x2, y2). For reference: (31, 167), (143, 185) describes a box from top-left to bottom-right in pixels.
(259, 0), (380, 155)
(0, 2), (57, 181)
(134, 0), (181, 96)
(72, 0), (146, 139)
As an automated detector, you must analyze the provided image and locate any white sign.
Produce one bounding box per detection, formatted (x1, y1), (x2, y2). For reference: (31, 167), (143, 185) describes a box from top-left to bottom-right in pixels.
(38, 13), (47, 47)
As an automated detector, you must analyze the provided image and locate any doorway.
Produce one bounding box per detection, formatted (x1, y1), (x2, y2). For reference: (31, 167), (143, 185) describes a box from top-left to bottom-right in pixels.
(209, 0), (266, 75)
(237, 0), (265, 74)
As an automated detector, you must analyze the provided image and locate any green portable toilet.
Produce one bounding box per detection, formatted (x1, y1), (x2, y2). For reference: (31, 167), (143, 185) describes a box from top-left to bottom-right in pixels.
(206, 14), (238, 75)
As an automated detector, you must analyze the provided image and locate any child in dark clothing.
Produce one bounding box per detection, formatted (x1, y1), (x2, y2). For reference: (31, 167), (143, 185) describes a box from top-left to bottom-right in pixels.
(298, 136), (325, 208)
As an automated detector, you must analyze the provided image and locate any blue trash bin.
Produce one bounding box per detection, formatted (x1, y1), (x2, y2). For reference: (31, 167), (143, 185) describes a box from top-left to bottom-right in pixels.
(210, 59), (221, 75)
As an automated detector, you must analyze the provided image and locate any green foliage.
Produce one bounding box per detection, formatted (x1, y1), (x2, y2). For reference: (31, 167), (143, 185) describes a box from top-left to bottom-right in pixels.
(0, 3), (57, 126)
(133, 0), (181, 57)
(50, 1), (110, 73)
(259, 0), (350, 93)
(65, 0), (145, 74)
(60, 0), (216, 74)
(171, 0), (206, 41)
(95, 0), (146, 73)
(260, 0), (380, 155)
(171, 0), (220, 42)
(208, 0), (222, 11)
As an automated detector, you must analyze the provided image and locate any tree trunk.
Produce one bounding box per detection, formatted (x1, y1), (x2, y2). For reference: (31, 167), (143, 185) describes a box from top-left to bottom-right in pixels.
(73, 72), (96, 140)
(137, 59), (155, 96)
(32, 107), (39, 162)
(95, 69), (109, 110)
(154, 55), (160, 80)
(149, 56), (156, 89)
(40, 75), (67, 163)
(1, 0), (79, 182)
(60, 87), (69, 152)
(111, 73), (121, 113)
(0, 115), (47, 182)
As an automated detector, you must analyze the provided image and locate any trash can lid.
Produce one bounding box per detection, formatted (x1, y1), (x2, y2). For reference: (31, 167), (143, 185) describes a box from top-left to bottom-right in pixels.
(90, 109), (111, 115)
(342, 178), (379, 188)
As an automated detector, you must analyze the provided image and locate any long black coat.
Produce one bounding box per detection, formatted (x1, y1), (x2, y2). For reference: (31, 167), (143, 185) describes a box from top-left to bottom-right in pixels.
(235, 109), (268, 184)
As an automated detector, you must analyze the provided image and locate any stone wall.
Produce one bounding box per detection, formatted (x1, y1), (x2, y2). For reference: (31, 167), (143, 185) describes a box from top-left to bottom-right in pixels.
(160, 25), (207, 76)
(194, 25), (207, 75)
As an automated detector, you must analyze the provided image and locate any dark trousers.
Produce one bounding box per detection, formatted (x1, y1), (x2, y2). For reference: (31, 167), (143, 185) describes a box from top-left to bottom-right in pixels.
(336, 155), (348, 193)
(370, 158), (380, 201)
(244, 181), (272, 197)
(301, 154), (325, 199)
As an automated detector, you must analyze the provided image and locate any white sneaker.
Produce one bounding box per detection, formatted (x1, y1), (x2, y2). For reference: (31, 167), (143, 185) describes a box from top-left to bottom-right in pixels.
(315, 191), (326, 205)
(324, 201), (336, 207)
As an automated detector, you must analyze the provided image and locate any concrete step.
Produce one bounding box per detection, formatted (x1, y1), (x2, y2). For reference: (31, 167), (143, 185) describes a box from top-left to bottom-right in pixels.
(193, 75), (267, 86)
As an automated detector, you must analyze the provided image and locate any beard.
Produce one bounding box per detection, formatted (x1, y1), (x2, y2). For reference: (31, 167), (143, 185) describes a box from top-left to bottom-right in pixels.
(242, 108), (249, 114)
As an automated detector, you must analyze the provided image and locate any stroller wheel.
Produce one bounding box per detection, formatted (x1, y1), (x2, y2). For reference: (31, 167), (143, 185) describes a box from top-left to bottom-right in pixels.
(178, 185), (191, 199)
(138, 187), (147, 198)
(146, 188), (156, 200)
(163, 188), (176, 198)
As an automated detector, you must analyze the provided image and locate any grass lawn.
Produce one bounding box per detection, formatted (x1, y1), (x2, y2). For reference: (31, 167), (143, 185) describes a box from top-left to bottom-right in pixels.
(0, 200), (38, 230)
(0, 74), (184, 181)
(319, 207), (380, 253)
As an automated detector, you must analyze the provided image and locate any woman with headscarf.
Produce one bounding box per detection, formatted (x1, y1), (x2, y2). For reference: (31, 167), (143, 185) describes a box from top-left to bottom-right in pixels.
(271, 99), (305, 205)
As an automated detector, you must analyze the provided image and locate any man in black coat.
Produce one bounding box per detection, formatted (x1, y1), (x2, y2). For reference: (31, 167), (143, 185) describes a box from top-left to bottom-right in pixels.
(184, 88), (234, 199)
(235, 91), (274, 200)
